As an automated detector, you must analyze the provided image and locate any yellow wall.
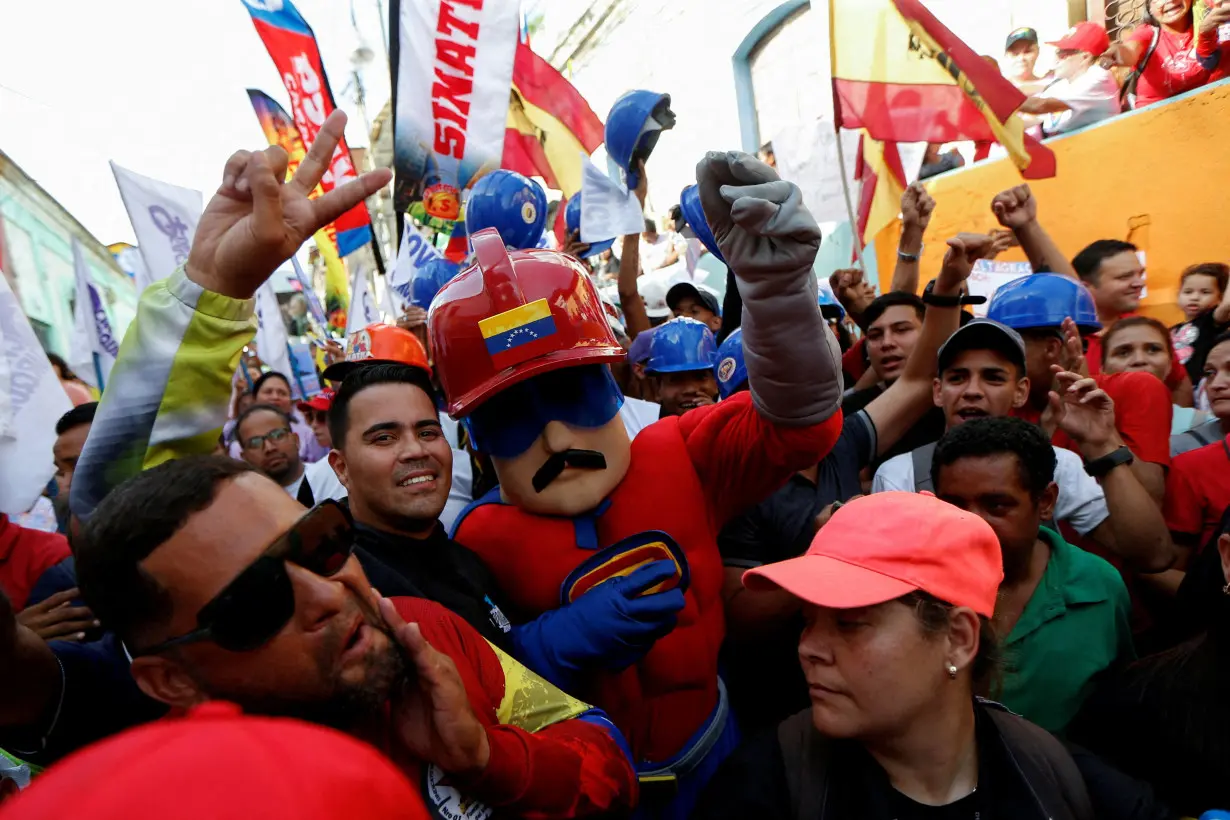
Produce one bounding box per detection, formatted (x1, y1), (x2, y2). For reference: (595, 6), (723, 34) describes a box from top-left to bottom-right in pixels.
(886, 79), (1230, 327)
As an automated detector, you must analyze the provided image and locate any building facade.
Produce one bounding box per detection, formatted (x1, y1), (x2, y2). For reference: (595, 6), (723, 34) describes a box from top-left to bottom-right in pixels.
(1, 150), (136, 358)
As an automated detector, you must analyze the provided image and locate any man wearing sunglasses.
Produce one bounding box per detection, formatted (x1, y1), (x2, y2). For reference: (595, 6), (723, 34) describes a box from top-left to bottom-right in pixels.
(72, 455), (635, 818)
(433, 152), (845, 820)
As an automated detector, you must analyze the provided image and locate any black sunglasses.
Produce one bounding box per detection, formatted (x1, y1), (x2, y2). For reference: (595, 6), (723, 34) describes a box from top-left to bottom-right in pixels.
(131, 500), (355, 658)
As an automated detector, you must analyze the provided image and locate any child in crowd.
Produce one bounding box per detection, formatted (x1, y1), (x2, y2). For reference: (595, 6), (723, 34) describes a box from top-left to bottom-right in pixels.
(1171, 262), (1230, 386)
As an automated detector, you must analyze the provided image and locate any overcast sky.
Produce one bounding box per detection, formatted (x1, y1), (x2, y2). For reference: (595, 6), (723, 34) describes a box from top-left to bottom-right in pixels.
(0, 0), (391, 245)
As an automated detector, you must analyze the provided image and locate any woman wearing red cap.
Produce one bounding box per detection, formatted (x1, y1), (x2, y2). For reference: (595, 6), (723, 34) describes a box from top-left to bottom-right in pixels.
(693, 492), (1095, 820)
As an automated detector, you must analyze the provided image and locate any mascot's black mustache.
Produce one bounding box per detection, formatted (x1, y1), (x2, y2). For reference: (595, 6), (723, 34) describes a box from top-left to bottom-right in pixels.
(532, 449), (608, 492)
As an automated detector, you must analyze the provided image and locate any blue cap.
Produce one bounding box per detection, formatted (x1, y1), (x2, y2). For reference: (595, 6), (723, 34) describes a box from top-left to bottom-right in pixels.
(678, 184), (725, 264)
(464, 170), (548, 250)
(817, 287), (846, 322)
(628, 327), (656, 366)
(564, 194), (614, 257)
(715, 328), (748, 399)
(605, 90), (675, 189)
(986, 273), (1101, 334)
(645, 317), (718, 375)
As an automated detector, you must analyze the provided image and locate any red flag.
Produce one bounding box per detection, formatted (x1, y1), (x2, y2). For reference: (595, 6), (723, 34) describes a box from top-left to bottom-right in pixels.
(503, 42), (604, 196)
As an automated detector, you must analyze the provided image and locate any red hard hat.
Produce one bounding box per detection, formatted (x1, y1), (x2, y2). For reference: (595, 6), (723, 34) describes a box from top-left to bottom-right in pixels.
(429, 228), (625, 417)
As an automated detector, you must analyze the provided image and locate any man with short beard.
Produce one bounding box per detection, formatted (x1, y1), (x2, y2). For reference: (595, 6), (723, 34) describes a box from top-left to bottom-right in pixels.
(234, 404), (345, 507)
(72, 455), (636, 818)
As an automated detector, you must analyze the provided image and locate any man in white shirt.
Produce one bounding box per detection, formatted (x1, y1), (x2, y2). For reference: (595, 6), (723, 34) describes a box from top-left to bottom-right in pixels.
(639, 218), (687, 273)
(234, 405), (347, 506)
(872, 319), (1175, 567)
(1018, 23), (1120, 136)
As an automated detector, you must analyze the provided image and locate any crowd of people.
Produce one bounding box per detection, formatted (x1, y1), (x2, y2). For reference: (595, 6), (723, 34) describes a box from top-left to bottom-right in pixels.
(3, 16), (1230, 816)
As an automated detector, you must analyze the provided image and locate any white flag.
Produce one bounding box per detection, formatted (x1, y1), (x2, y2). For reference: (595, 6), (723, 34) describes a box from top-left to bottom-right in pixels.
(69, 239), (119, 389)
(110, 162), (203, 289)
(580, 154), (644, 243)
(0, 274), (72, 514)
(387, 220), (444, 314)
(254, 282), (294, 385)
(345, 263), (382, 339)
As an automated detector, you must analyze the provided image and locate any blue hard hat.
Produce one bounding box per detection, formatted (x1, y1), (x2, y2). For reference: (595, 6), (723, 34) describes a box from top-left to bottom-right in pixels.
(464, 170), (548, 250)
(412, 257), (462, 309)
(678, 184), (725, 264)
(645, 317), (718, 375)
(564, 194), (614, 257)
(817, 287), (846, 322)
(986, 273), (1101, 334)
(714, 328), (748, 399)
(605, 90), (676, 190)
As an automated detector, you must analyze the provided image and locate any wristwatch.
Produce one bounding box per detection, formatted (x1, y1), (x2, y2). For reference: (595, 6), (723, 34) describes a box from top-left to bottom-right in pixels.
(1083, 446), (1135, 478)
(897, 245), (922, 262)
(921, 280), (988, 308)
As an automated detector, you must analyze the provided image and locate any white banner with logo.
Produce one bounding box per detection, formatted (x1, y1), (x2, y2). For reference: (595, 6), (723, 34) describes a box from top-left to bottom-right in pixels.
(968, 259), (1033, 317)
(110, 162), (203, 289)
(0, 274), (72, 514)
(580, 154), (644, 243)
(254, 281), (295, 384)
(345, 262), (382, 339)
(68, 239), (120, 389)
(390, 0), (519, 214)
(387, 220), (445, 314)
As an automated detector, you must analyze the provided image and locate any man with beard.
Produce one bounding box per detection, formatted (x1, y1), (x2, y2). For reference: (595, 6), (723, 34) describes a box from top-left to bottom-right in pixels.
(234, 404), (346, 507)
(72, 455), (636, 818)
(872, 320), (1173, 571)
(644, 317), (720, 417)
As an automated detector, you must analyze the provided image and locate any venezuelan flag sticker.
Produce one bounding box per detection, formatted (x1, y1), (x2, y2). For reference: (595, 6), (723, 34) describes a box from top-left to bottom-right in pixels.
(560, 531), (690, 605)
(479, 298), (557, 367)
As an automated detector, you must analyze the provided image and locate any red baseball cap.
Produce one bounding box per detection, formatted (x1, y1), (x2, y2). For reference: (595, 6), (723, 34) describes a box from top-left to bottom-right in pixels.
(1, 702), (429, 819)
(744, 492), (1003, 617)
(321, 323), (431, 383)
(296, 387), (336, 414)
(1048, 22), (1110, 56)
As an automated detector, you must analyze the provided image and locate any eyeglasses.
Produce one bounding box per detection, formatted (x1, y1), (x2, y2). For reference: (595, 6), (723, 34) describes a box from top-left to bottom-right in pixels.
(131, 501), (355, 658)
(243, 427), (292, 450)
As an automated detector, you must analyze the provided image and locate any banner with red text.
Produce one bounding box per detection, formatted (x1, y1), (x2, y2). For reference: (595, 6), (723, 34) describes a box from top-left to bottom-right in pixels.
(389, 0), (519, 216)
(242, 0), (374, 257)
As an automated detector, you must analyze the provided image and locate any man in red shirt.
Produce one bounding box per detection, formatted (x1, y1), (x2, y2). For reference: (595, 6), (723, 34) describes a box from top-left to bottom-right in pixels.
(72, 455), (637, 819)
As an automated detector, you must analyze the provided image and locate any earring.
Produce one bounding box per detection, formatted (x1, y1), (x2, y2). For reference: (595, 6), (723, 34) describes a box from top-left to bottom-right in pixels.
(1223, 582), (1230, 596)
(947, 663), (958, 679)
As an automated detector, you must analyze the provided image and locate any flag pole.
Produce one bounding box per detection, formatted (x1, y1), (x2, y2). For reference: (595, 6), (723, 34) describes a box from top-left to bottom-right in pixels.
(826, 0), (867, 272)
(92, 352), (105, 394)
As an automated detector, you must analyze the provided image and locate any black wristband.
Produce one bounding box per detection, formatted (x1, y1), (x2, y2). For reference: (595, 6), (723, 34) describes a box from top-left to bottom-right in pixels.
(1083, 445), (1135, 478)
(922, 280), (987, 308)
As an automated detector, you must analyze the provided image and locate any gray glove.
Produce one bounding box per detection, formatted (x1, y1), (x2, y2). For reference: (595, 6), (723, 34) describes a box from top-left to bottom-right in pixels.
(695, 151), (842, 426)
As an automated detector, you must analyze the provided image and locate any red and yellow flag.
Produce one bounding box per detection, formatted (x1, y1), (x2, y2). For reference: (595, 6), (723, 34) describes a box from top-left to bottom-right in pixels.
(830, 0), (1056, 180)
(855, 134), (908, 246)
(503, 42), (604, 198)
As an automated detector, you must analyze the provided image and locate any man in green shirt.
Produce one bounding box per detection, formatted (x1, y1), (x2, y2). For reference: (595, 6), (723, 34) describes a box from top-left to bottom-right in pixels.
(932, 414), (1134, 733)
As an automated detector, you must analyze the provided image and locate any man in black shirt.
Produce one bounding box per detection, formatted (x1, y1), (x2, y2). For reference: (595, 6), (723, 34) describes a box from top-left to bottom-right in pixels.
(325, 362), (515, 649)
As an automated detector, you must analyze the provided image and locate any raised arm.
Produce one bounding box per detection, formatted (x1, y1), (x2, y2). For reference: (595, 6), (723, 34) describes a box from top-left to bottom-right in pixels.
(70, 112), (389, 521)
(991, 184), (1078, 280)
(617, 161), (651, 340)
(864, 234), (982, 457)
(892, 182), (935, 295)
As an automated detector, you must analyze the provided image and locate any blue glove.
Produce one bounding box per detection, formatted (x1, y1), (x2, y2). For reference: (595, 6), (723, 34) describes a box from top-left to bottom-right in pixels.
(511, 560), (687, 689)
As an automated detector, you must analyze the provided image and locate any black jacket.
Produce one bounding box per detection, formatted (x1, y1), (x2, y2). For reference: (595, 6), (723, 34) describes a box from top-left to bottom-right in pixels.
(352, 518), (514, 651)
(694, 700), (1094, 820)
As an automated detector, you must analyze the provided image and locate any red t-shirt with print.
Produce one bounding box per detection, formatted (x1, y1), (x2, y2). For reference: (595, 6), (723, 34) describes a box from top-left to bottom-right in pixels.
(1126, 24), (1212, 108)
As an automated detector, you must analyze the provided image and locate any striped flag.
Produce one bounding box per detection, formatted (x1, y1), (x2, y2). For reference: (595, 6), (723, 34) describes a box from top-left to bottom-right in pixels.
(503, 42), (604, 198)
(829, 0), (1055, 179)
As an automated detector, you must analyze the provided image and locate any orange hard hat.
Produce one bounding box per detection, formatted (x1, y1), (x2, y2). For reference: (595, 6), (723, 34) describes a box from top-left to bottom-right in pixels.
(320, 323), (430, 383)
(428, 228), (625, 417)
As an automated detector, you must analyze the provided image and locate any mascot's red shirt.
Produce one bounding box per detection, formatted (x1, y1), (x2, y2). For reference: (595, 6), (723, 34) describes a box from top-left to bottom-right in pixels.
(454, 392), (842, 763)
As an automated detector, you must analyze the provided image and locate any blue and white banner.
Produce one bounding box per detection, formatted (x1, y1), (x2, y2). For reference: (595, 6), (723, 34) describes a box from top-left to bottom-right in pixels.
(110, 162), (203, 288)
(345, 261), (382, 339)
(387, 220), (444, 314)
(287, 341), (322, 399)
(0, 273), (72, 513)
(69, 239), (119, 389)
(291, 255), (328, 327)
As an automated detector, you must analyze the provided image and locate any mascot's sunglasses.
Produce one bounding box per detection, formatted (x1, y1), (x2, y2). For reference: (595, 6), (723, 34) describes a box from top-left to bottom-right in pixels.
(130, 501), (355, 658)
(465, 364), (625, 459)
